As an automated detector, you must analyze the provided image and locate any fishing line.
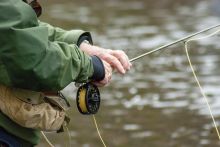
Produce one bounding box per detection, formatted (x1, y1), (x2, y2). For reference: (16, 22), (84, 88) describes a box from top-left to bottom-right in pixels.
(184, 28), (220, 140)
(93, 115), (107, 147)
(64, 124), (71, 147)
(41, 131), (55, 147)
(91, 25), (220, 147)
(41, 123), (72, 147)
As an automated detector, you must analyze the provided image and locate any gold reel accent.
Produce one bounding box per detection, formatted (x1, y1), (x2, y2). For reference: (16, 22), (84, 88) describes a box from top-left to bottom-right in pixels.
(78, 88), (88, 113)
(76, 83), (100, 115)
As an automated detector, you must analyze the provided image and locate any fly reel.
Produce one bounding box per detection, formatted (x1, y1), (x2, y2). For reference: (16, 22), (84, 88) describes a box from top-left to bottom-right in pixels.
(76, 82), (100, 115)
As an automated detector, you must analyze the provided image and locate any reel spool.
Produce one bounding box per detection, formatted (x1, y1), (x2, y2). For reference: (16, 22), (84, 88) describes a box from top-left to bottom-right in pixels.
(76, 83), (100, 115)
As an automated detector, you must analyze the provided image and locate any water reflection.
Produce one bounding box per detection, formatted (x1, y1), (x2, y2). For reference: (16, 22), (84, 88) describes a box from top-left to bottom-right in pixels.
(38, 0), (220, 146)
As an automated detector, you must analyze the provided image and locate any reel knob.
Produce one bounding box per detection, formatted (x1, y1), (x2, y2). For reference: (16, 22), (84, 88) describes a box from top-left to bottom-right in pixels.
(76, 83), (100, 115)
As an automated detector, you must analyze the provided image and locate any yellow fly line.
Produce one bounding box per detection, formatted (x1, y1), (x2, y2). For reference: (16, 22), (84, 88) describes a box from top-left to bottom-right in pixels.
(184, 28), (220, 140)
(78, 88), (88, 113)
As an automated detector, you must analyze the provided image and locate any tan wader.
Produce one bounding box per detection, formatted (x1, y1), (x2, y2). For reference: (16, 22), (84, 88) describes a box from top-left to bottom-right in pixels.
(0, 84), (70, 131)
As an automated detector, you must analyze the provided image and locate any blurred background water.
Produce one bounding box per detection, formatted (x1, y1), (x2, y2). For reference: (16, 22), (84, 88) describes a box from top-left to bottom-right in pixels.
(38, 0), (220, 146)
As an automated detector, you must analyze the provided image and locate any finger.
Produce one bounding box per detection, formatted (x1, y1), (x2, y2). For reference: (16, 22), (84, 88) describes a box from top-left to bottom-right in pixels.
(94, 77), (110, 87)
(102, 54), (125, 74)
(111, 50), (131, 71)
(93, 62), (112, 87)
(104, 65), (112, 82)
(103, 61), (113, 76)
(92, 81), (105, 87)
(103, 60), (111, 70)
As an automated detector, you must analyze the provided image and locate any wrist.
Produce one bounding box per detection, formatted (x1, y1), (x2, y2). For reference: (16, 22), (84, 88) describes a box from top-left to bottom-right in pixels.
(79, 40), (91, 48)
(80, 42), (94, 55)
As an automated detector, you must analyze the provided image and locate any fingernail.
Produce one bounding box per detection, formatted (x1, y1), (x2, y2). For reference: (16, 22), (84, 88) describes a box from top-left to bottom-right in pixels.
(122, 69), (126, 74)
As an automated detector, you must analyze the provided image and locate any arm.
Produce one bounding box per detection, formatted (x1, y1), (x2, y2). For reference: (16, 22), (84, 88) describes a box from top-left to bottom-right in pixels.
(0, 0), (107, 91)
(38, 20), (131, 74)
(39, 21), (93, 46)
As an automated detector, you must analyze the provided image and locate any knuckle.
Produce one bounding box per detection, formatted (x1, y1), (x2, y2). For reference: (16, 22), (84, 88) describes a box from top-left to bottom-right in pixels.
(106, 49), (112, 53)
(102, 54), (108, 59)
(110, 56), (118, 64)
(117, 50), (125, 55)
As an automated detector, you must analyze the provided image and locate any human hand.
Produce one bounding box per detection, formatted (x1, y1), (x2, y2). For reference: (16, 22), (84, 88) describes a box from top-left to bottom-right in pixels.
(80, 43), (132, 74)
(92, 60), (112, 87)
(101, 49), (132, 74)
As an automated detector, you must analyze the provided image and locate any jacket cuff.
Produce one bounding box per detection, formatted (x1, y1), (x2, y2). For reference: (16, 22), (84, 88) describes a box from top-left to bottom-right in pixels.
(77, 32), (93, 46)
(90, 56), (105, 81)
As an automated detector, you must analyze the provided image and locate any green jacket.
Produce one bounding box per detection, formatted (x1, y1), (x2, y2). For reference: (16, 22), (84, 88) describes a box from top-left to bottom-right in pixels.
(0, 0), (94, 91)
(0, 0), (104, 145)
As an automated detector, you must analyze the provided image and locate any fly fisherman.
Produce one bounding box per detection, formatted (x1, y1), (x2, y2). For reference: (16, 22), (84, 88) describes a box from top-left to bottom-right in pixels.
(0, 0), (131, 146)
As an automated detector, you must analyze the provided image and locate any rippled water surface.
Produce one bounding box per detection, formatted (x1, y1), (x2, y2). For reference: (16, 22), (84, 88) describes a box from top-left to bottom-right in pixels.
(38, 0), (220, 146)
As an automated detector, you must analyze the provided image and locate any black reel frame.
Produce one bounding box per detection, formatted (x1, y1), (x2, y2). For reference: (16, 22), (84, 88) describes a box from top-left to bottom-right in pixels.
(76, 83), (101, 115)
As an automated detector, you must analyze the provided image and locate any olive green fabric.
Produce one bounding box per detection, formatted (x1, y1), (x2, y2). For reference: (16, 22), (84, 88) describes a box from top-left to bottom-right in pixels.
(0, 0), (94, 91)
(39, 21), (92, 45)
(0, 0), (95, 145)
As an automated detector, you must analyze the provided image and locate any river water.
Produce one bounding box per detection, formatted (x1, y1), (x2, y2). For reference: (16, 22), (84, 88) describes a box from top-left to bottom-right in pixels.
(38, 0), (220, 146)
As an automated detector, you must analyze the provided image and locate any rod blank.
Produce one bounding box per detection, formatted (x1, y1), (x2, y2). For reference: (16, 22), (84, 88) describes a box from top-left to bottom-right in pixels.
(129, 24), (220, 62)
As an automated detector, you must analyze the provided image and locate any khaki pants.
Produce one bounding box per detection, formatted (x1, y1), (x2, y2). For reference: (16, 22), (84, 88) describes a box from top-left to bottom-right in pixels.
(0, 85), (68, 131)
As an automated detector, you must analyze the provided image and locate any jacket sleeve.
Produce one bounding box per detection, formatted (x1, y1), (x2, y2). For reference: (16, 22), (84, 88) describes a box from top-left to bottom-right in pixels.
(39, 21), (93, 45)
(0, 0), (94, 91)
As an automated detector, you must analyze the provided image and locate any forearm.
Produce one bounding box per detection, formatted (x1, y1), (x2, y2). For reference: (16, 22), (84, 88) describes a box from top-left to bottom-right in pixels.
(39, 21), (93, 45)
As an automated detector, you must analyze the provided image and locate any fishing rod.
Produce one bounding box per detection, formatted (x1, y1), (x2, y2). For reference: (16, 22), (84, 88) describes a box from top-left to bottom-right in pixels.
(130, 24), (220, 62)
(76, 24), (220, 115)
